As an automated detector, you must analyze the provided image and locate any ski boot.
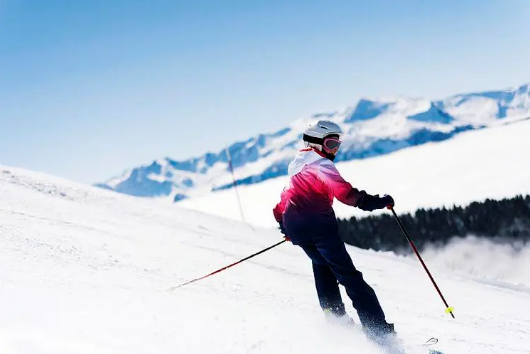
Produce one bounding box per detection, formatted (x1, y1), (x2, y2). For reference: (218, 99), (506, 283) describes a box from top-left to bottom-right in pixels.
(322, 308), (355, 326)
(363, 323), (405, 354)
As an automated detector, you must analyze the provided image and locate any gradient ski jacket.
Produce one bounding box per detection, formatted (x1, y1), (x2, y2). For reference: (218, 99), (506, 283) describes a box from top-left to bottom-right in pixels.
(273, 148), (376, 223)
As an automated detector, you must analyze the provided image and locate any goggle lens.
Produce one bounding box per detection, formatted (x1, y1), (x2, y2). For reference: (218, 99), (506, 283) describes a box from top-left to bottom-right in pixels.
(323, 137), (341, 152)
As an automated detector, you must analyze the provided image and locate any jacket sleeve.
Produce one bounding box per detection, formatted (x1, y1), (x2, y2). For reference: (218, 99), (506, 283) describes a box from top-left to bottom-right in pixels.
(317, 161), (365, 207)
(273, 186), (292, 222)
(317, 161), (384, 211)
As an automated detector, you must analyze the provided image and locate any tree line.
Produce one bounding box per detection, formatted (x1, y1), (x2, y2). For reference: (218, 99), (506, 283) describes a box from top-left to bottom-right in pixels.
(337, 195), (530, 253)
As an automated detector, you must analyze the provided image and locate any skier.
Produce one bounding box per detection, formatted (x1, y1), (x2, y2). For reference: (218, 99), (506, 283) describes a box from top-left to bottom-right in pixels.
(273, 120), (395, 339)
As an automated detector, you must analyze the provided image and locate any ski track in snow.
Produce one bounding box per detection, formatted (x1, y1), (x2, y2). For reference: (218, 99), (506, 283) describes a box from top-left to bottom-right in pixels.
(1, 166), (530, 354)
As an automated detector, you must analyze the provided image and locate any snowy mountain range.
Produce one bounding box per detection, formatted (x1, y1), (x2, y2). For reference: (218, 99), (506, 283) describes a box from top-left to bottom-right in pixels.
(180, 116), (530, 227)
(97, 83), (530, 202)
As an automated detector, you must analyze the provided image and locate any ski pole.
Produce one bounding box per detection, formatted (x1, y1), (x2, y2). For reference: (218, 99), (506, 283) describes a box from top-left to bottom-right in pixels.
(225, 147), (246, 223)
(168, 239), (287, 291)
(390, 208), (455, 318)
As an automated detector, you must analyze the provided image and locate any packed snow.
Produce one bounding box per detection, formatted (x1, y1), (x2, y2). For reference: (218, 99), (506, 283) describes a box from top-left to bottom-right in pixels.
(180, 118), (530, 227)
(1, 165), (529, 353)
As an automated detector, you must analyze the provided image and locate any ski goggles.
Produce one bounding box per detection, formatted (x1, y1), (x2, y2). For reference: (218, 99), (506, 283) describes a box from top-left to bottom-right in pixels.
(323, 137), (342, 153)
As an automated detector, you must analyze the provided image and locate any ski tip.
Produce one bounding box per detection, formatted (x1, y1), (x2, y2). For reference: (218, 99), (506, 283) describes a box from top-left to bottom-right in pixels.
(426, 338), (443, 354)
(424, 337), (438, 346)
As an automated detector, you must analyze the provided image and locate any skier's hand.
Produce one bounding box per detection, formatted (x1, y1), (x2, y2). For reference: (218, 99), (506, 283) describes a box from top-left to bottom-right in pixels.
(278, 221), (291, 241)
(381, 194), (394, 210)
(278, 221), (287, 235)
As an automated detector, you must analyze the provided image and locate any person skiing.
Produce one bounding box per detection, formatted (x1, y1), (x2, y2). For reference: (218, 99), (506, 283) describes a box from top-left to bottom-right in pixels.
(273, 119), (395, 339)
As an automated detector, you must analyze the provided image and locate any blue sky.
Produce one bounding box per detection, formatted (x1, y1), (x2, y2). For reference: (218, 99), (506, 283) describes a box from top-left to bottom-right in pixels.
(1, 0), (529, 183)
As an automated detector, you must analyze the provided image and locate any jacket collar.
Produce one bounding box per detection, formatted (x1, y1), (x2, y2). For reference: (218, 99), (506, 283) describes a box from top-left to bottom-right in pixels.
(300, 147), (327, 158)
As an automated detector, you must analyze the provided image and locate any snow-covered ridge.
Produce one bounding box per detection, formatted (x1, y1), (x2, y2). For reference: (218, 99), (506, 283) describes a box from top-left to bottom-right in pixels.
(97, 82), (530, 202)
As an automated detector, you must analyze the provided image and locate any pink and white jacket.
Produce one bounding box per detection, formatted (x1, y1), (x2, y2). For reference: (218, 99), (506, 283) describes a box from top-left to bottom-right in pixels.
(273, 148), (367, 222)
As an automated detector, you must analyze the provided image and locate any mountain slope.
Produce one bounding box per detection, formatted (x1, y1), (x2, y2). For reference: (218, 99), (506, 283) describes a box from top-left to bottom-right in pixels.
(1, 165), (530, 353)
(180, 117), (530, 227)
(98, 83), (530, 202)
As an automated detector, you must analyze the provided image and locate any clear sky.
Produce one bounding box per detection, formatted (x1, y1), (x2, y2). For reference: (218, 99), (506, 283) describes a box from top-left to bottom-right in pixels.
(1, 0), (529, 184)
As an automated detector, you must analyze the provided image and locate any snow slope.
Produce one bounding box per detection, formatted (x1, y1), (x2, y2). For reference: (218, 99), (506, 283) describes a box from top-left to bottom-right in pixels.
(180, 118), (530, 228)
(1, 165), (530, 353)
(98, 83), (530, 201)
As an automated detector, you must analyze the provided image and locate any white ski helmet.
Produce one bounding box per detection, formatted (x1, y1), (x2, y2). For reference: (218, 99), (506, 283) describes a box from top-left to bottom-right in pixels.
(303, 120), (343, 143)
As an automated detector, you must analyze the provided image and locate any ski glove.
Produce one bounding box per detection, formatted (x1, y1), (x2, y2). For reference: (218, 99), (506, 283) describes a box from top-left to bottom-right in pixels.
(357, 193), (395, 212)
(278, 221), (290, 241)
(381, 194), (395, 209)
(278, 221), (286, 234)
